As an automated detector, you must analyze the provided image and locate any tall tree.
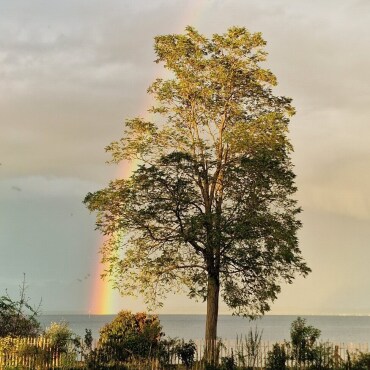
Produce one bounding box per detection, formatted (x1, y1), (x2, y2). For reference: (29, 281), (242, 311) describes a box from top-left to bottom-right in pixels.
(84, 26), (310, 345)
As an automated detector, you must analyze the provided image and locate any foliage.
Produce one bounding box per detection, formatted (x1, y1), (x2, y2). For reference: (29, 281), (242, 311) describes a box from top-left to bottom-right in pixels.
(0, 275), (41, 337)
(44, 321), (77, 352)
(84, 328), (93, 349)
(175, 339), (197, 369)
(236, 326), (263, 368)
(84, 26), (310, 342)
(266, 343), (287, 370)
(220, 352), (237, 370)
(79, 328), (94, 361)
(310, 343), (335, 370)
(87, 310), (163, 368)
(44, 321), (81, 369)
(289, 317), (321, 364)
(349, 351), (370, 370)
(156, 337), (179, 368)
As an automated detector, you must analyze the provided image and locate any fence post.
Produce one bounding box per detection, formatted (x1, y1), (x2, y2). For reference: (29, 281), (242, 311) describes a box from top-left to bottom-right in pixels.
(334, 345), (339, 368)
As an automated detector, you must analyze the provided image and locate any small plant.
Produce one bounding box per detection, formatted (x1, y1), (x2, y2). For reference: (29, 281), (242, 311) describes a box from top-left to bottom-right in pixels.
(349, 351), (370, 370)
(266, 343), (287, 370)
(236, 326), (263, 369)
(221, 351), (237, 370)
(0, 274), (41, 338)
(156, 337), (178, 368)
(175, 339), (197, 369)
(44, 321), (77, 352)
(44, 321), (81, 369)
(80, 328), (94, 361)
(290, 317), (321, 365)
(310, 343), (334, 370)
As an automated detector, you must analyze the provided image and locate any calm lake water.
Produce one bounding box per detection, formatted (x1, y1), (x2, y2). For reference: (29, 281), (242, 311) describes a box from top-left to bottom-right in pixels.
(38, 315), (370, 343)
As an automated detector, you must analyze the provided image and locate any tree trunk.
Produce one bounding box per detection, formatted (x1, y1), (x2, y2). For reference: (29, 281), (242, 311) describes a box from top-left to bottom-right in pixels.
(204, 272), (220, 364)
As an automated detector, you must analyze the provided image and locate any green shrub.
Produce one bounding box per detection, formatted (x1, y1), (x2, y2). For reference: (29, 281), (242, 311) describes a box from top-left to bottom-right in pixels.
(310, 343), (334, 370)
(175, 339), (197, 369)
(350, 352), (370, 370)
(266, 343), (287, 370)
(220, 353), (237, 370)
(87, 310), (163, 368)
(290, 317), (321, 364)
(44, 321), (77, 352)
(156, 337), (178, 368)
(44, 321), (81, 369)
(0, 276), (41, 338)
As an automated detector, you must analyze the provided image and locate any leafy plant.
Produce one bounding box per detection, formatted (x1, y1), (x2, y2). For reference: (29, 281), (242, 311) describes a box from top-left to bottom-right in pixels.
(266, 343), (287, 370)
(44, 321), (77, 352)
(175, 339), (197, 369)
(290, 317), (321, 365)
(0, 275), (41, 337)
(44, 321), (81, 369)
(221, 352), (237, 370)
(87, 310), (163, 368)
(236, 326), (263, 369)
(310, 343), (336, 370)
(349, 351), (370, 370)
(156, 337), (179, 368)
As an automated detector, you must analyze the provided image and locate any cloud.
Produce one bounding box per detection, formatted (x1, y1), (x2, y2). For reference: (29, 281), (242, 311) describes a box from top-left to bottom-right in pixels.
(1, 0), (370, 314)
(299, 155), (370, 220)
(0, 176), (102, 199)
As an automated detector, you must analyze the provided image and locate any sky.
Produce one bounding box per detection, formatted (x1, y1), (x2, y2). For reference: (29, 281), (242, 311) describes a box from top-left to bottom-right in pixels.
(1, 0), (370, 315)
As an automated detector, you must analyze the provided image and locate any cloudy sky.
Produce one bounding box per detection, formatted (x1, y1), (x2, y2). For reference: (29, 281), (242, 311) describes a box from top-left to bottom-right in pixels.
(1, 0), (370, 315)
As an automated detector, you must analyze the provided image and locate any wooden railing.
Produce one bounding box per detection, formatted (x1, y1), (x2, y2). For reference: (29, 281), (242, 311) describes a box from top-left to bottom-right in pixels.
(0, 336), (67, 369)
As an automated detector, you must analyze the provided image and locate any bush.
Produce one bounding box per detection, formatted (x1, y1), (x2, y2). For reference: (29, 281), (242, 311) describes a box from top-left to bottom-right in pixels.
(0, 276), (41, 337)
(175, 339), (197, 369)
(290, 317), (321, 364)
(310, 343), (334, 370)
(266, 343), (287, 370)
(156, 337), (178, 368)
(87, 310), (163, 368)
(220, 353), (237, 370)
(350, 352), (370, 370)
(44, 321), (81, 369)
(44, 321), (78, 352)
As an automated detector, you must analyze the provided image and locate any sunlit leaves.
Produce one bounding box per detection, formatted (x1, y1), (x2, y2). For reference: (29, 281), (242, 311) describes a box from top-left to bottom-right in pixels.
(84, 26), (310, 318)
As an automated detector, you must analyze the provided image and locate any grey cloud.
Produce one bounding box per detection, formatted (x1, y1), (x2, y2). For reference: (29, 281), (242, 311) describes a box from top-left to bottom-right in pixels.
(2, 0), (370, 314)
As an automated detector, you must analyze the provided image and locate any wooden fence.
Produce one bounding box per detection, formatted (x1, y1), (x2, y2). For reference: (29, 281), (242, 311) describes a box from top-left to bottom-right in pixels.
(150, 340), (370, 369)
(0, 337), (369, 369)
(0, 337), (66, 369)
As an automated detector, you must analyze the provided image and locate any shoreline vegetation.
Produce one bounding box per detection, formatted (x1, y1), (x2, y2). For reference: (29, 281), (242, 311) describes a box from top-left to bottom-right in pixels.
(2, 311), (370, 369)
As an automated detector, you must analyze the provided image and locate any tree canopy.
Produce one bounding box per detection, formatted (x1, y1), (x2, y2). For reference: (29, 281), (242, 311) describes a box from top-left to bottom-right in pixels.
(84, 26), (310, 342)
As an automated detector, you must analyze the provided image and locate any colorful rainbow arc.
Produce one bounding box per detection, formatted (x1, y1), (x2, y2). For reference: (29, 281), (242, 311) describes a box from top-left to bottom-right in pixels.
(89, 1), (209, 315)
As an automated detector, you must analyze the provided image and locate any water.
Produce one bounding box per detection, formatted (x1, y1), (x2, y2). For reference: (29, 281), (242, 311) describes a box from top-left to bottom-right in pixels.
(38, 315), (370, 343)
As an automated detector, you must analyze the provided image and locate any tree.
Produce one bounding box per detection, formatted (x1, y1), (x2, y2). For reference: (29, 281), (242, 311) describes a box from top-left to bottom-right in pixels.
(0, 275), (41, 337)
(84, 26), (310, 346)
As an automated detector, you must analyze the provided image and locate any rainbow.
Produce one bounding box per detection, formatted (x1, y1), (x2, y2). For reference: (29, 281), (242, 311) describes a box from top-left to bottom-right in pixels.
(89, 1), (210, 315)
(89, 161), (138, 315)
